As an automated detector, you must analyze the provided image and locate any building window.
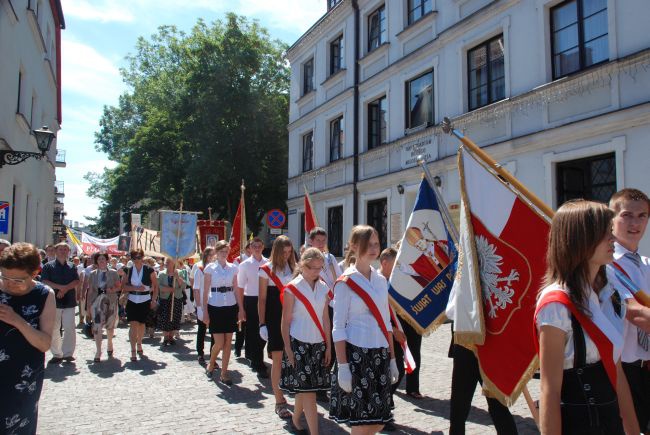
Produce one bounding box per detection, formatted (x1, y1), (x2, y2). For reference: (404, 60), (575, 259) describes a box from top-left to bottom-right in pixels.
(368, 96), (387, 150)
(16, 71), (22, 114)
(468, 35), (505, 111)
(408, 0), (432, 25)
(368, 5), (386, 52)
(367, 198), (388, 250)
(556, 152), (616, 205)
(302, 131), (313, 172)
(330, 35), (344, 76)
(551, 0), (608, 80)
(327, 206), (343, 257)
(406, 70), (434, 129)
(330, 116), (344, 162)
(303, 58), (314, 95)
(299, 212), (306, 245)
(328, 0), (342, 10)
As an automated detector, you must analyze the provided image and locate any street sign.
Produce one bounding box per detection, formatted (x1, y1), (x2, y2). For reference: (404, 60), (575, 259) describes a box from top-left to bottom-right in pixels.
(269, 228), (282, 235)
(266, 209), (286, 229)
(0, 201), (10, 234)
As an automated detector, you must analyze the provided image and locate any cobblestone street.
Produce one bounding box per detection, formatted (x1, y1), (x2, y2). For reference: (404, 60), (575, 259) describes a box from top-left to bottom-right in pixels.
(39, 319), (540, 434)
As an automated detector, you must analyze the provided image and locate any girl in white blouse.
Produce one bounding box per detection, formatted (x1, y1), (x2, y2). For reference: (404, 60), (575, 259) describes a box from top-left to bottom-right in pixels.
(536, 200), (638, 435)
(280, 247), (331, 434)
(329, 225), (399, 434)
(203, 241), (244, 385)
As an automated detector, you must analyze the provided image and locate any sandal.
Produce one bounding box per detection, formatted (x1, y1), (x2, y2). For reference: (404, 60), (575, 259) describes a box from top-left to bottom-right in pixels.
(137, 346), (144, 355)
(407, 391), (425, 400)
(275, 401), (292, 419)
(219, 376), (233, 386)
(107, 350), (113, 357)
(288, 419), (307, 434)
(130, 351), (137, 362)
(206, 363), (216, 377)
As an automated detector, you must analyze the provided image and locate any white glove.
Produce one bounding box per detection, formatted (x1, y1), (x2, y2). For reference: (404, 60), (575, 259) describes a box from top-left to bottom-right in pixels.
(390, 358), (399, 384)
(338, 363), (352, 393)
(259, 325), (268, 341)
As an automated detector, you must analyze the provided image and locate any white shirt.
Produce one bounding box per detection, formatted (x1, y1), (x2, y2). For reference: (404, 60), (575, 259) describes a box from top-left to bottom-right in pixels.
(192, 262), (206, 319)
(237, 255), (268, 297)
(258, 263), (293, 287)
(286, 275), (330, 343)
(608, 242), (650, 362)
(233, 253), (248, 266)
(319, 252), (342, 308)
(332, 265), (393, 349)
(127, 265), (152, 303)
(204, 261), (238, 307)
(536, 284), (623, 369)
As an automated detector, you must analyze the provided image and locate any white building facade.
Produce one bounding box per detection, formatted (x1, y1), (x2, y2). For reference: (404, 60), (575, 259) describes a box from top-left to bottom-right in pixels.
(286, 0), (650, 256)
(0, 0), (65, 246)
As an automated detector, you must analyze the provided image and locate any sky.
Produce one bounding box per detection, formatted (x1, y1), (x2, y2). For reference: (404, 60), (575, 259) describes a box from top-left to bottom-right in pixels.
(58, 0), (326, 226)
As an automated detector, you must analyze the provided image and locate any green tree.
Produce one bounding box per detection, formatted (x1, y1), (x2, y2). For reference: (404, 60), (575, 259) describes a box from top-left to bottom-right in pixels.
(86, 14), (289, 237)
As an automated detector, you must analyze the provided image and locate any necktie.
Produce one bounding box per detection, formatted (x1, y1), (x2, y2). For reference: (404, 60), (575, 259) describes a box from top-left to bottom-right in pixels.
(625, 251), (649, 351)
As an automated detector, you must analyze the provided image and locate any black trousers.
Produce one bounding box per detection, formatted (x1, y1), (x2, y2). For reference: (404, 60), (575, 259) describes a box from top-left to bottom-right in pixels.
(449, 344), (518, 435)
(196, 319), (214, 357)
(401, 319), (422, 394)
(391, 337), (405, 396)
(244, 295), (265, 370)
(622, 361), (650, 432)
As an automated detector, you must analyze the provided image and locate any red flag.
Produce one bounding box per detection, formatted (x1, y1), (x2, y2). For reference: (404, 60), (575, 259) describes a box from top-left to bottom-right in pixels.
(227, 183), (246, 262)
(447, 147), (550, 405)
(304, 185), (319, 240)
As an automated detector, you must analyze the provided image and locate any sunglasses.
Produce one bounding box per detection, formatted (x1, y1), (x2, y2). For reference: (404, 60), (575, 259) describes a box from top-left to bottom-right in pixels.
(132, 256), (143, 260)
(0, 275), (31, 285)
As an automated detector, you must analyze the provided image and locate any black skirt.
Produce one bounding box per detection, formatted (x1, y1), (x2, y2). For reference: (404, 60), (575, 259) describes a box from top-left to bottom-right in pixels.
(280, 337), (331, 393)
(208, 304), (238, 334)
(265, 286), (284, 352)
(126, 300), (150, 323)
(157, 297), (183, 332)
(329, 342), (393, 426)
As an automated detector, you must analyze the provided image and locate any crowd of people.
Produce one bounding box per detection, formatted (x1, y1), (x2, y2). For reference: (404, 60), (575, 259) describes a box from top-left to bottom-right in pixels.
(0, 187), (649, 435)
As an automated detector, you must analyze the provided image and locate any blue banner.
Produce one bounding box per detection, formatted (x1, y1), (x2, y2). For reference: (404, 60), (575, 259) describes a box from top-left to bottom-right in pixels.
(0, 202), (9, 234)
(388, 178), (457, 334)
(160, 211), (198, 259)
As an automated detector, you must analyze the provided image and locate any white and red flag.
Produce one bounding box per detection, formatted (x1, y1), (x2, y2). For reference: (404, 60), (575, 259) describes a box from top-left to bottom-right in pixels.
(227, 182), (247, 263)
(446, 147), (551, 405)
(81, 232), (124, 255)
(304, 185), (319, 244)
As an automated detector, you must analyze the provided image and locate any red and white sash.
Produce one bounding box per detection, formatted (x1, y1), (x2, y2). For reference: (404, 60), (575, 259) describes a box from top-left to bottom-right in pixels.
(285, 283), (327, 342)
(389, 305), (416, 374)
(534, 290), (618, 388)
(338, 275), (391, 347)
(260, 264), (287, 303)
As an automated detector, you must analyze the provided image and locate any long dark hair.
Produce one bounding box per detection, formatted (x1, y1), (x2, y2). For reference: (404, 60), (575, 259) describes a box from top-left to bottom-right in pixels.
(544, 200), (614, 316)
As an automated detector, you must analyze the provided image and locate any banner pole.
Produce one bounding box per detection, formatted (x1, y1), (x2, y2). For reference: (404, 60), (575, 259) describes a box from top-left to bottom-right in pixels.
(417, 157), (459, 245)
(441, 117), (554, 219)
(170, 200), (184, 322)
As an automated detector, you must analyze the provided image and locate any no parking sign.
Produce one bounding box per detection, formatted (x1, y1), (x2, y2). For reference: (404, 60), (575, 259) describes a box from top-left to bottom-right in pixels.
(266, 209), (286, 229)
(0, 201), (9, 234)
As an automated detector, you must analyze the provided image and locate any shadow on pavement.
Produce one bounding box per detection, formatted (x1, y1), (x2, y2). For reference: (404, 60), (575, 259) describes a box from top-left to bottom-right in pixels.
(44, 362), (81, 382)
(210, 371), (267, 409)
(123, 355), (168, 375)
(87, 357), (126, 378)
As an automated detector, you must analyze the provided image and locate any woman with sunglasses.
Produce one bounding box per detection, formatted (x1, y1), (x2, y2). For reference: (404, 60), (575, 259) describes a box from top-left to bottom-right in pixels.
(0, 243), (56, 434)
(86, 252), (121, 362)
(121, 249), (159, 362)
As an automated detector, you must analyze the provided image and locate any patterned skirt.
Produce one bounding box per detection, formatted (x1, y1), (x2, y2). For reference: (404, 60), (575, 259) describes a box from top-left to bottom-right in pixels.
(280, 337), (331, 393)
(156, 297), (183, 331)
(90, 293), (118, 334)
(329, 342), (393, 426)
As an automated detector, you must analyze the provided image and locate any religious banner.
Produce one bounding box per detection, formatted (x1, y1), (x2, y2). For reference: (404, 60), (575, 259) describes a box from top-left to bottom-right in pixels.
(228, 182), (247, 262)
(80, 233), (124, 255)
(446, 147), (550, 405)
(197, 220), (227, 252)
(304, 185), (319, 244)
(66, 227), (83, 256)
(131, 226), (161, 257)
(388, 177), (457, 335)
(160, 211), (198, 260)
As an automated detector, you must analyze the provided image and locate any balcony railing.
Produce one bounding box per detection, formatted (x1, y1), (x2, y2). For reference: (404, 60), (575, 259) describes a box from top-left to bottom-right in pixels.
(55, 149), (66, 167)
(54, 180), (64, 197)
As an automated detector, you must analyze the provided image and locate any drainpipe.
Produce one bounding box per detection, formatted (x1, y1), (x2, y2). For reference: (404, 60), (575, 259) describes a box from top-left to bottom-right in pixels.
(352, 0), (360, 224)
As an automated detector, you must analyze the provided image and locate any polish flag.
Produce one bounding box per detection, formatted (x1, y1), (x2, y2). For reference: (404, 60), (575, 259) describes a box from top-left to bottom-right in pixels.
(446, 147), (550, 405)
(304, 185), (319, 244)
(227, 184), (246, 262)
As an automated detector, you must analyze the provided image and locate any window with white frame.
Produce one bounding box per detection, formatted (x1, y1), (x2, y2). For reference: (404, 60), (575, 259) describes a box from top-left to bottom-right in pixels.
(368, 5), (386, 52)
(327, 206), (343, 257)
(407, 0), (432, 25)
(406, 70), (433, 129)
(330, 116), (344, 162)
(556, 152), (615, 205)
(468, 35), (505, 111)
(368, 96), (387, 150)
(330, 35), (344, 76)
(551, 0), (608, 79)
(302, 131), (313, 172)
(302, 58), (314, 95)
(367, 198), (387, 250)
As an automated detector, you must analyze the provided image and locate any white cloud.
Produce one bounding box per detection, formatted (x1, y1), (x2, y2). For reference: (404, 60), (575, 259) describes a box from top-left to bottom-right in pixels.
(61, 35), (125, 103)
(61, 0), (135, 23)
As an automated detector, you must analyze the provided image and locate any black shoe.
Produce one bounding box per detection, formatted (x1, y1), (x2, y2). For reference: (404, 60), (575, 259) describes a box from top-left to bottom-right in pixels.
(198, 355), (205, 364)
(48, 357), (63, 364)
(234, 349), (241, 358)
(382, 422), (396, 432)
(63, 356), (76, 362)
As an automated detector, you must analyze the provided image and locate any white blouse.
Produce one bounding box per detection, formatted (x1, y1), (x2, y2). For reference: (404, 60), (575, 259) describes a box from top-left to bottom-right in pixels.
(204, 262), (238, 307)
(332, 265), (393, 349)
(286, 275), (330, 344)
(319, 252), (341, 308)
(258, 263), (293, 287)
(536, 284), (623, 369)
(128, 265), (152, 304)
(192, 262), (207, 319)
(237, 256), (268, 297)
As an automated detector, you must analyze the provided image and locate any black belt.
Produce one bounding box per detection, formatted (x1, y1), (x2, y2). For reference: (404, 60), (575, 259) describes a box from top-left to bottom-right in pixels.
(132, 290), (150, 295)
(624, 359), (649, 369)
(211, 287), (233, 293)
